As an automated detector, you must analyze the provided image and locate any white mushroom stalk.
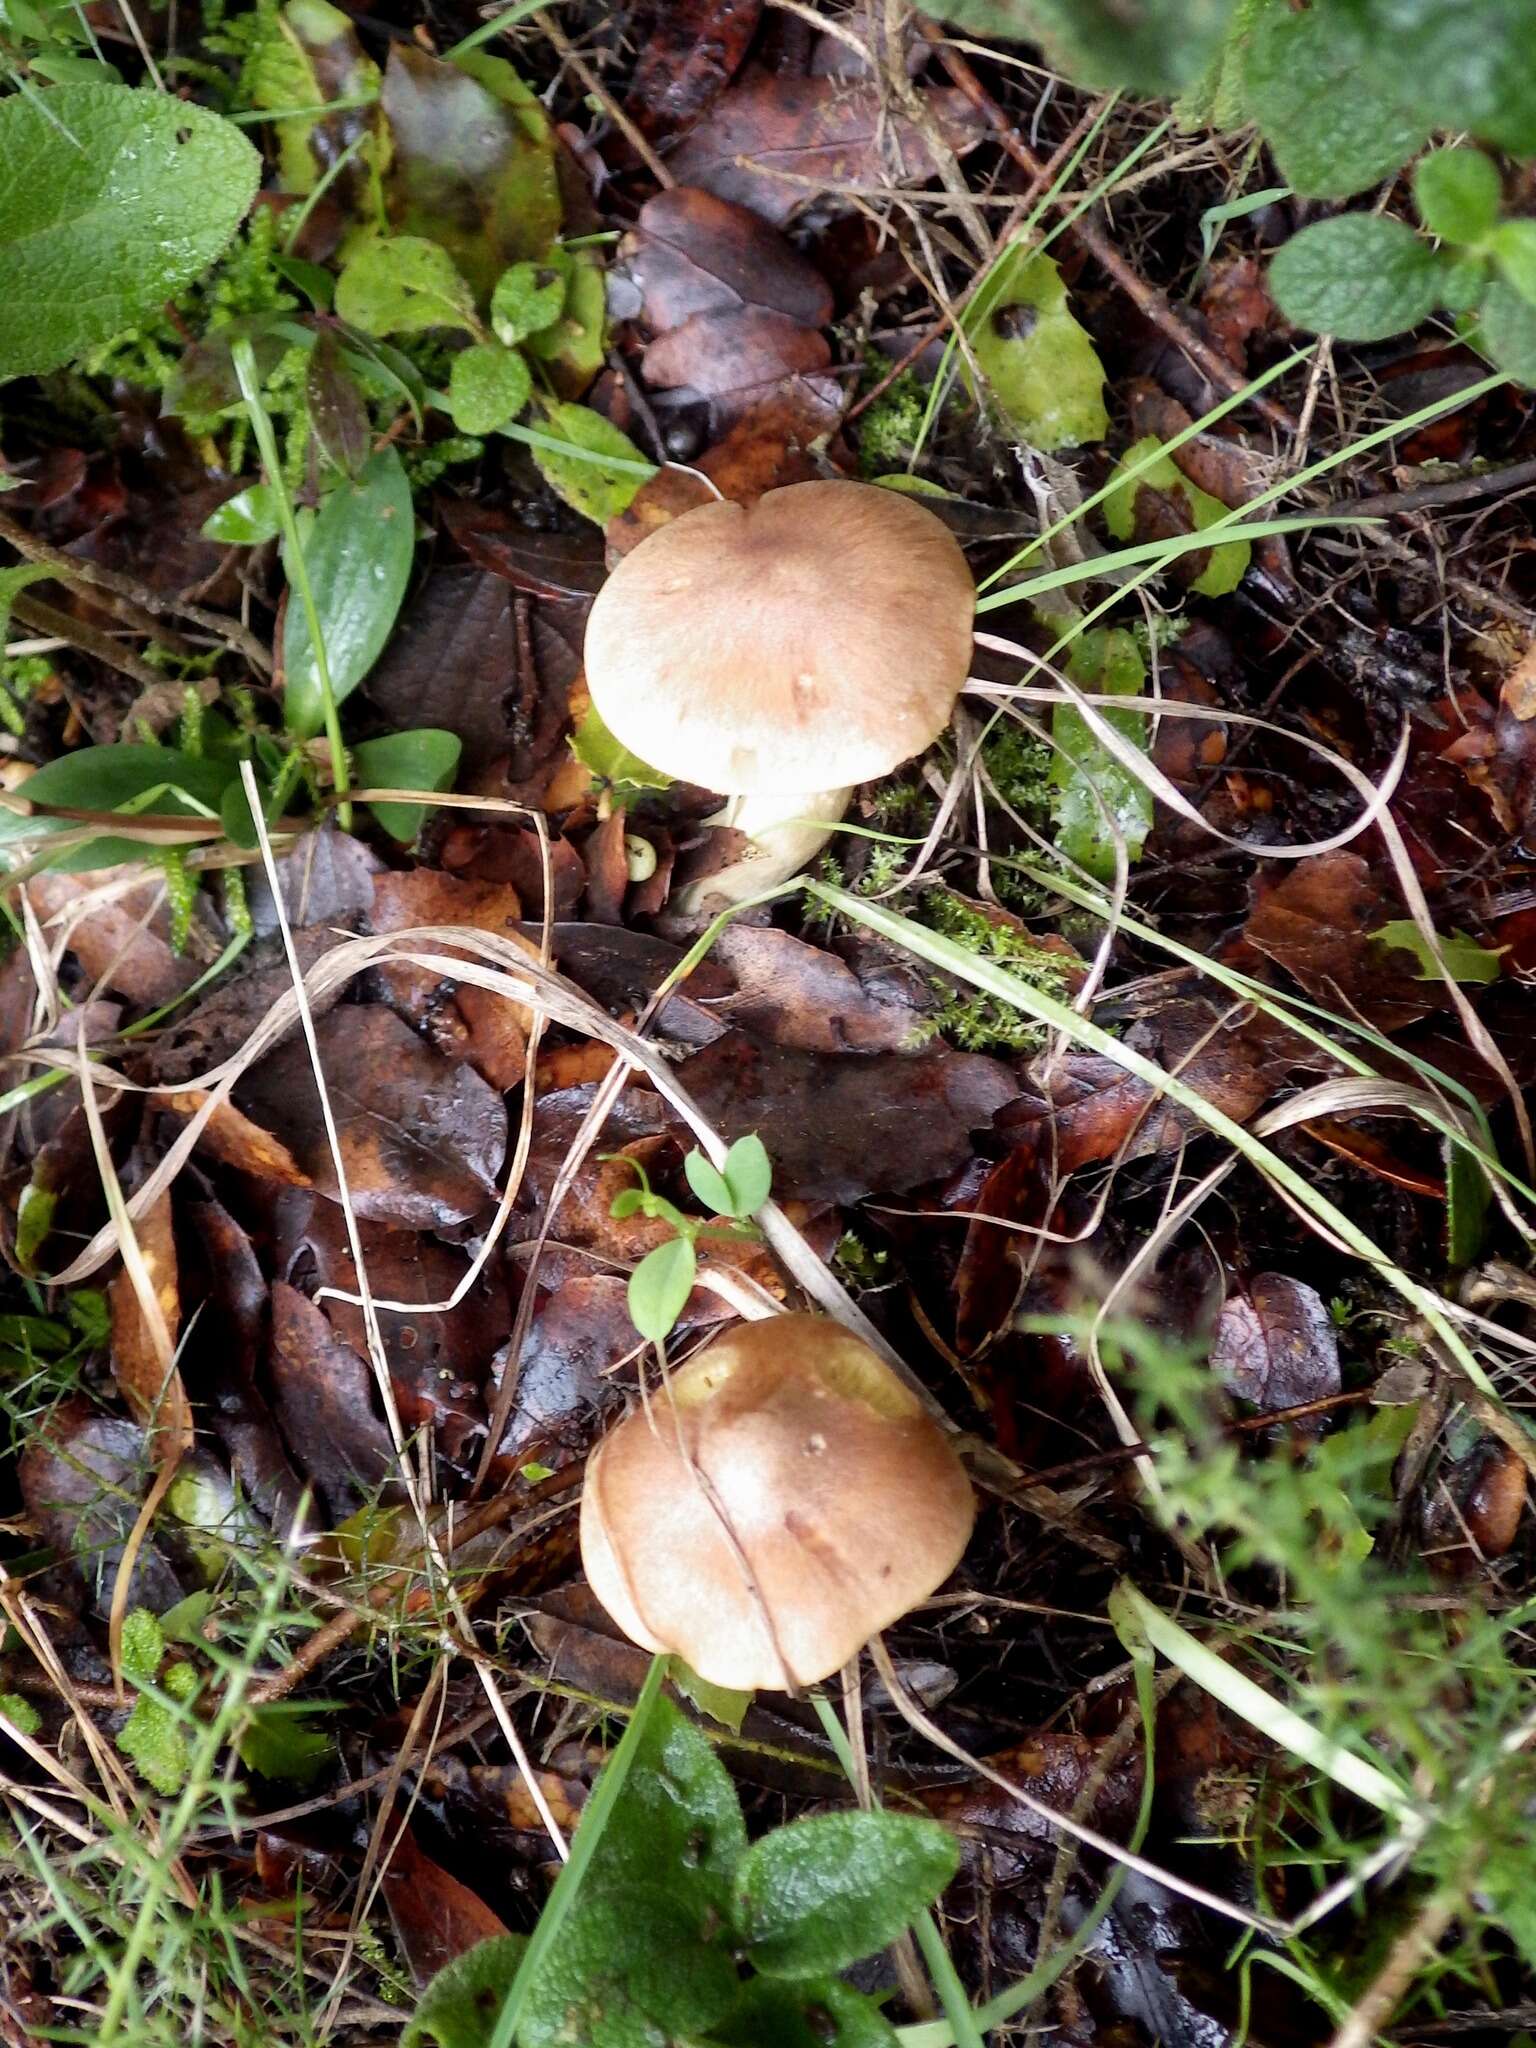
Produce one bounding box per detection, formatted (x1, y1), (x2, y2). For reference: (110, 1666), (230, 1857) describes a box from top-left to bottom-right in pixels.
(671, 784), (855, 914)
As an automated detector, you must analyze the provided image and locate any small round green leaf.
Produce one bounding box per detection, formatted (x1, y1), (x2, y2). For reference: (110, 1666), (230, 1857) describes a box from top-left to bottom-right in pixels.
(1492, 219), (1536, 307)
(1269, 214), (1442, 341)
(202, 484), (281, 546)
(335, 235), (478, 339)
(446, 341), (532, 435)
(684, 1148), (736, 1218)
(628, 1235), (696, 1342)
(734, 1812), (960, 1978)
(1413, 147), (1502, 245)
(491, 259), (567, 346)
(353, 727), (462, 842)
(721, 1133), (772, 1218)
(1481, 279), (1536, 385)
(1437, 253), (1490, 314)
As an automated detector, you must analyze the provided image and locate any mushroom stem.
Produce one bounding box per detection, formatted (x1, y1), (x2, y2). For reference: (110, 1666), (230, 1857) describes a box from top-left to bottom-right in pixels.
(672, 785), (854, 915)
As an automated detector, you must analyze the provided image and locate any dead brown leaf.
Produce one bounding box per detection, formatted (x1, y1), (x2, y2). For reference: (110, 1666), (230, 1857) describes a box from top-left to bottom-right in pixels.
(27, 869), (198, 1007)
(491, 1273), (637, 1464)
(160, 1091), (312, 1187)
(1210, 1273), (1341, 1414)
(703, 924), (934, 1051)
(1243, 853), (1432, 1032)
(236, 1006), (508, 1230)
(369, 869), (540, 1092)
(380, 1819), (510, 1988)
(626, 0), (762, 135)
(268, 1280), (399, 1518)
(107, 1188), (193, 1461)
(1502, 635), (1536, 722)
(665, 67), (985, 226)
(624, 186), (833, 333)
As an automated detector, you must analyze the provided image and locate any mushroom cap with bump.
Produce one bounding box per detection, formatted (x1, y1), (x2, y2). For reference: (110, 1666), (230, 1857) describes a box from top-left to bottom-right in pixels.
(582, 479), (976, 796)
(579, 1313), (976, 1691)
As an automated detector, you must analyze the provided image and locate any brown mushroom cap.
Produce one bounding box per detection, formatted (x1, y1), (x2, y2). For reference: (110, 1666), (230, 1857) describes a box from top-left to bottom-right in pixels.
(579, 1313), (976, 1691)
(582, 480), (976, 796)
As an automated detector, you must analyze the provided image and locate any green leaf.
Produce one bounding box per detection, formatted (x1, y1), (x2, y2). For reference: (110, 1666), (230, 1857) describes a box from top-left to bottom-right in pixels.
(246, 0), (384, 213)
(1446, 1133), (1493, 1269)
(1492, 219), (1536, 307)
(525, 403), (656, 525)
(380, 43), (562, 303)
(1244, 4), (1427, 200)
(0, 1693), (42, 1739)
(521, 1886), (738, 2048)
(1050, 626), (1153, 884)
(491, 259), (567, 346)
(1269, 214), (1442, 341)
(1371, 921), (1505, 984)
(0, 84), (260, 382)
(963, 244), (1107, 451)
(353, 728), (462, 841)
(202, 485), (281, 546)
(683, 1149), (736, 1218)
(237, 1702), (337, 1784)
(1102, 439), (1250, 597)
(934, 0), (1238, 92)
(672, 1662), (752, 1735)
(590, 1693), (746, 1892)
(335, 234), (478, 339)
(628, 1235), (697, 1342)
(722, 1133), (772, 1219)
(1339, 0), (1536, 154)
(733, 1811), (959, 1977)
(521, 244), (608, 393)
(23, 743), (234, 819)
(406, 1936), (529, 2048)
(446, 342), (532, 434)
(1479, 280), (1536, 383)
(570, 702), (672, 793)
(1414, 147), (1502, 246)
(1175, 0), (1267, 128)
(709, 1977), (899, 2048)
(282, 446), (415, 738)
(307, 331), (372, 478)
(1438, 253), (1490, 314)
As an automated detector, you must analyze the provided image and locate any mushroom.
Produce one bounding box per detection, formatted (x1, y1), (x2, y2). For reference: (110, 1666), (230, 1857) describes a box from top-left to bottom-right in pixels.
(579, 1313), (976, 1691)
(582, 479), (975, 912)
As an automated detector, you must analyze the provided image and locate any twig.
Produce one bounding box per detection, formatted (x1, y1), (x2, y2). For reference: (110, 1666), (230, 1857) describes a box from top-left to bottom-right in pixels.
(912, 15), (1298, 437)
(1328, 456), (1536, 520)
(11, 593), (168, 694)
(0, 506), (271, 673)
(532, 8), (675, 189)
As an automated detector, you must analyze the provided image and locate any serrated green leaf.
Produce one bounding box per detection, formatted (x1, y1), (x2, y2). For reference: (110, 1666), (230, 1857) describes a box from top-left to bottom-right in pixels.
(709, 1977), (899, 2048)
(570, 702), (672, 794)
(406, 1935), (529, 2048)
(526, 403), (656, 525)
(722, 1133), (772, 1218)
(202, 485), (281, 547)
(283, 447), (415, 739)
(1414, 148), (1502, 246)
(335, 235), (478, 339)
(734, 1812), (959, 1977)
(589, 1693), (747, 1892)
(628, 1235), (697, 1342)
(1050, 625), (1153, 884)
(1480, 278), (1536, 383)
(935, 0), (1238, 92)
(1371, 920), (1505, 984)
(0, 85), (260, 382)
(521, 244), (608, 393)
(1102, 438), (1250, 598)
(1339, 0), (1536, 154)
(1269, 214), (1442, 341)
(1174, 0), (1267, 129)
(1438, 253), (1490, 314)
(521, 1886), (737, 2048)
(964, 244), (1106, 451)
(1492, 220), (1536, 307)
(684, 1149), (736, 1218)
(491, 259), (567, 346)
(446, 342), (532, 434)
(353, 728), (461, 841)
(1245, 4), (1427, 200)
(237, 1702), (337, 1784)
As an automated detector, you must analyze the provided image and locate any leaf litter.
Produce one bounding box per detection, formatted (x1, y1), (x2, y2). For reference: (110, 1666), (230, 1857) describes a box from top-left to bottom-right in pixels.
(4, 2), (1536, 2043)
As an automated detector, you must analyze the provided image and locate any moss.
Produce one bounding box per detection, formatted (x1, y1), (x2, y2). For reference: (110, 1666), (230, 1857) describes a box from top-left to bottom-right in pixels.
(916, 885), (1074, 1055)
(854, 350), (932, 477)
(980, 722), (1053, 831)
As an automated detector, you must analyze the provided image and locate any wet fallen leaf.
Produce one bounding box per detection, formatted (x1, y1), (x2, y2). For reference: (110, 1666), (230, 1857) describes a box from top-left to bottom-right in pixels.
(149, 927), (351, 1085)
(965, 245), (1107, 450)
(626, 0), (762, 135)
(380, 1819), (510, 1987)
(380, 46), (561, 302)
(678, 1031), (1020, 1202)
(1243, 853), (1434, 1032)
(236, 1006), (508, 1229)
(363, 569), (526, 781)
(107, 1188), (193, 1461)
(247, 826), (381, 937)
(160, 1092), (312, 1188)
(922, 1730), (1144, 1870)
(268, 1280), (399, 1518)
(666, 68), (985, 226)
(27, 869), (199, 1007)
(369, 869), (540, 1092)
(1210, 1273), (1342, 1414)
(441, 824), (587, 921)
(438, 502), (606, 602)
(19, 1402), (185, 1616)
(1501, 634), (1536, 722)
(1423, 1435), (1527, 1569)
(703, 924), (934, 1052)
(1197, 254), (1276, 368)
(491, 1273), (637, 1463)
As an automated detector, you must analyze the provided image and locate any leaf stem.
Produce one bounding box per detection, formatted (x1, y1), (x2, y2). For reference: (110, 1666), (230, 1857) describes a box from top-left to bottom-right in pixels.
(231, 337), (351, 829)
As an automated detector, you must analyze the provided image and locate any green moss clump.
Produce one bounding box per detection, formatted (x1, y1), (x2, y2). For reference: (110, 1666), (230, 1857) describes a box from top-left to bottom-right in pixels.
(855, 351), (932, 477)
(917, 885), (1074, 1054)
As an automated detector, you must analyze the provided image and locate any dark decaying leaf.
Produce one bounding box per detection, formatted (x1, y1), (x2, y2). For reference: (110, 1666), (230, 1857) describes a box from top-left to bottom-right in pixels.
(107, 1187), (193, 1461)
(159, 1092), (312, 1188)
(236, 1006), (507, 1229)
(268, 1281), (399, 1518)
(369, 869), (539, 1092)
(1422, 1435), (1528, 1568)
(26, 870), (200, 1007)
(149, 927), (353, 1085)
(363, 569), (525, 778)
(19, 1403), (185, 1616)
(247, 826), (382, 936)
(666, 68), (985, 225)
(1242, 853), (1433, 1032)
(704, 925), (934, 1052)
(624, 187), (833, 332)
(438, 502), (606, 601)
(1209, 1273), (1342, 1413)
(677, 1031), (1019, 1201)
(380, 1818), (510, 1987)
(306, 330), (372, 479)
(539, 922), (734, 1046)
(491, 1274), (636, 1463)
(380, 46), (561, 303)
(626, 0), (763, 135)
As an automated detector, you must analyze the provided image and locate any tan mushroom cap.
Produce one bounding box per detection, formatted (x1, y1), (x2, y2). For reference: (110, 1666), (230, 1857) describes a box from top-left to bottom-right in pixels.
(579, 1313), (976, 1691)
(582, 479), (976, 796)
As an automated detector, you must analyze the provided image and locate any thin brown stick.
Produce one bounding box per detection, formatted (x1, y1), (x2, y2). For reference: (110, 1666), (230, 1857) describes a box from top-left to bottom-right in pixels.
(11, 593), (168, 693)
(913, 14), (1298, 437)
(532, 9), (675, 188)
